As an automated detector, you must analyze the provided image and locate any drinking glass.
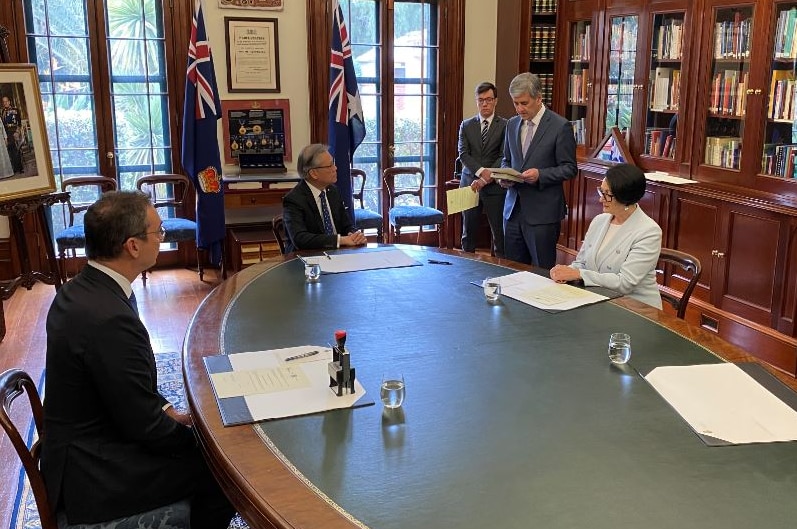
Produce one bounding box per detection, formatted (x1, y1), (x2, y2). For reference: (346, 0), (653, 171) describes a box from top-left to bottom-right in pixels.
(483, 278), (501, 303)
(608, 333), (632, 364)
(304, 260), (321, 282)
(380, 374), (405, 408)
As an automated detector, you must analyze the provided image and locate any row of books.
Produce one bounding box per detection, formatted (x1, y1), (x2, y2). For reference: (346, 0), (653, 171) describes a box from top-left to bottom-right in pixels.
(570, 118), (586, 145)
(570, 24), (590, 61)
(536, 73), (554, 107)
(531, 0), (556, 13)
(644, 128), (676, 159)
(769, 70), (797, 121)
(713, 15), (752, 60)
(774, 7), (797, 60)
(649, 67), (680, 111)
(653, 18), (684, 60)
(530, 24), (556, 61)
(708, 70), (748, 117)
(762, 143), (797, 178)
(705, 136), (741, 169)
(568, 69), (589, 104)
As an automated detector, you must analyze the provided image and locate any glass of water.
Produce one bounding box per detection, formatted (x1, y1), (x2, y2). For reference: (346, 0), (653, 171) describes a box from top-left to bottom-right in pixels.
(380, 374), (405, 409)
(483, 278), (501, 303)
(304, 260), (321, 282)
(608, 333), (632, 364)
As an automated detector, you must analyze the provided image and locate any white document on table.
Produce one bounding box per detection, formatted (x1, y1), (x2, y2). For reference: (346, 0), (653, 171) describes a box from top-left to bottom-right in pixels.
(644, 171), (699, 185)
(304, 248), (420, 273)
(487, 271), (608, 311)
(206, 345), (368, 422)
(645, 363), (797, 444)
(446, 186), (479, 215)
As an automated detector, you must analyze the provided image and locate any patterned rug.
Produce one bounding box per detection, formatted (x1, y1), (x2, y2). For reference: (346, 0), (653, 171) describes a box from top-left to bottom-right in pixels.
(10, 352), (248, 529)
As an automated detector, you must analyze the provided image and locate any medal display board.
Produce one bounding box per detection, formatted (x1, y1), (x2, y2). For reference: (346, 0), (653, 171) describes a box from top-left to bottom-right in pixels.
(221, 99), (292, 169)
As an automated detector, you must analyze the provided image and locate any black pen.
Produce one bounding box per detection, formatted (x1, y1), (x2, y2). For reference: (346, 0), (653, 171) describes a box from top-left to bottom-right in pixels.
(323, 251), (332, 260)
(285, 350), (320, 362)
(428, 259), (452, 265)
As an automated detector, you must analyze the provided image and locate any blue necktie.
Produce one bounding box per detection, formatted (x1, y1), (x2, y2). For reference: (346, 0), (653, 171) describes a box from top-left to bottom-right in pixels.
(129, 291), (139, 316)
(319, 190), (334, 235)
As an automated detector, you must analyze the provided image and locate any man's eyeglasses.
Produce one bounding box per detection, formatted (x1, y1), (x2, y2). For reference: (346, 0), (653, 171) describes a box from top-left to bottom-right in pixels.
(596, 188), (614, 202)
(477, 97), (496, 105)
(135, 225), (166, 242)
(313, 163), (337, 170)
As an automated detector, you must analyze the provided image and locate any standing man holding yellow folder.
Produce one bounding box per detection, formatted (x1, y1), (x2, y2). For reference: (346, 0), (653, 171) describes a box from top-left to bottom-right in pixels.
(457, 82), (507, 257)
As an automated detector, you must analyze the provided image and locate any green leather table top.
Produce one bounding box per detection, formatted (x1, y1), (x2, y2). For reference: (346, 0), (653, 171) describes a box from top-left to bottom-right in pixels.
(221, 247), (797, 529)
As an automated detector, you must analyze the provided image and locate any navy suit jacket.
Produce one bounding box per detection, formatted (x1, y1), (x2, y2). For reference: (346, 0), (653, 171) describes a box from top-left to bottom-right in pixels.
(502, 109), (577, 224)
(458, 114), (507, 193)
(41, 265), (199, 523)
(283, 180), (354, 253)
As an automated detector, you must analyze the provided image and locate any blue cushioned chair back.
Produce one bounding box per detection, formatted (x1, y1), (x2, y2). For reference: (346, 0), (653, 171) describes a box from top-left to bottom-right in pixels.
(136, 174), (192, 225)
(383, 166), (428, 208)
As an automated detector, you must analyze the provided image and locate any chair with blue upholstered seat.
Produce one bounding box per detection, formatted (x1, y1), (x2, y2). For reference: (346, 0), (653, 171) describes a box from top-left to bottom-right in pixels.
(136, 174), (202, 286)
(0, 368), (190, 529)
(350, 168), (384, 243)
(54, 176), (118, 282)
(382, 166), (444, 246)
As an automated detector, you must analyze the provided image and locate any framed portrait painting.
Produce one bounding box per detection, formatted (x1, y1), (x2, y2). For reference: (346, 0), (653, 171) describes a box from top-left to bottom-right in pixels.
(0, 63), (56, 201)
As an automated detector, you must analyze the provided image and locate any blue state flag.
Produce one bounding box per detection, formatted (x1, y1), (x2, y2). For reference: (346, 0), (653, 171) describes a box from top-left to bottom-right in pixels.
(328, 0), (366, 217)
(182, 0), (225, 266)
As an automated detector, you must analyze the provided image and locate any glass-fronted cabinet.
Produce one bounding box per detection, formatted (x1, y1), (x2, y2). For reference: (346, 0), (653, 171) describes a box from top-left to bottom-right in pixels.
(604, 14), (639, 141)
(567, 19), (592, 148)
(762, 3), (797, 183)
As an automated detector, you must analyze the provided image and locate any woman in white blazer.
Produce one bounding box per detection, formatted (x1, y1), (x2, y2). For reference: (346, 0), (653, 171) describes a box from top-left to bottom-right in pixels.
(550, 164), (663, 308)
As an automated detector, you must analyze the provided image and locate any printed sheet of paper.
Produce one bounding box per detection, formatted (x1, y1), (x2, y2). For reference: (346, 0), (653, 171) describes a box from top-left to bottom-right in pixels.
(645, 363), (797, 444)
(304, 249), (420, 274)
(487, 271), (608, 311)
(446, 186), (479, 215)
(488, 167), (523, 183)
(644, 171), (698, 185)
(205, 346), (370, 424)
(209, 366), (310, 398)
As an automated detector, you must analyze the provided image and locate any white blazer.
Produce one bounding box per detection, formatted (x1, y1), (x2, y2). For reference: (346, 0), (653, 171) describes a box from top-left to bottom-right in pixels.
(571, 206), (663, 309)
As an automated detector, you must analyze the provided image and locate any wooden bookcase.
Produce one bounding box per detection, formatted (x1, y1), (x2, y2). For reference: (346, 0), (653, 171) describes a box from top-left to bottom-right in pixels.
(497, 0), (797, 375)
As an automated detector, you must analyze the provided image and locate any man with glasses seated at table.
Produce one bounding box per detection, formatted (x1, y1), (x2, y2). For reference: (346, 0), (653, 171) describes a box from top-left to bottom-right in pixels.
(41, 191), (235, 529)
(283, 143), (367, 253)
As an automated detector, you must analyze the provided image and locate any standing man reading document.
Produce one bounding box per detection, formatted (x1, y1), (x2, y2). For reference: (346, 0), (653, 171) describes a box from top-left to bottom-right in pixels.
(457, 82), (507, 257)
(499, 73), (577, 268)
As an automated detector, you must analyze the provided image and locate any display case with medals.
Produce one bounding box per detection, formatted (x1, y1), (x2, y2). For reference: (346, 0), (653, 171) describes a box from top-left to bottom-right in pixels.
(220, 99), (292, 172)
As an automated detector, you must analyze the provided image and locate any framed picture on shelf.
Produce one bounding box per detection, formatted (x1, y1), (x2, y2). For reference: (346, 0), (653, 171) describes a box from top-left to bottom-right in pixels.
(220, 99), (292, 166)
(589, 126), (635, 167)
(0, 63), (56, 201)
(225, 17), (280, 93)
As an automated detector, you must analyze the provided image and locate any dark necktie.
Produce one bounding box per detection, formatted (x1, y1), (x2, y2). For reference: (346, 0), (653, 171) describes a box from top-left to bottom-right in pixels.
(319, 190), (334, 235)
(481, 119), (489, 145)
(129, 291), (139, 316)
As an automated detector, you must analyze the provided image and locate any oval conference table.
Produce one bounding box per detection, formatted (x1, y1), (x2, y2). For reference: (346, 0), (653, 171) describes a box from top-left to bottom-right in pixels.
(184, 246), (797, 529)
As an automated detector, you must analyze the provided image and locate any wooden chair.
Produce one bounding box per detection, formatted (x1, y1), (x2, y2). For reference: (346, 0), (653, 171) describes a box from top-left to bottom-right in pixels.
(136, 174), (202, 285)
(382, 166), (444, 246)
(350, 168), (384, 243)
(272, 214), (287, 255)
(0, 368), (190, 529)
(657, 247), (702, 319)
(54, 176), (118, 282)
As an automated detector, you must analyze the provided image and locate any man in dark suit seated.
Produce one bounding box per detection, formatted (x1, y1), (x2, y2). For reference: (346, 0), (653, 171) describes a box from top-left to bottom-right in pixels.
(282, 143), (367, 253)
(458, 81), (508, 257)
(41, 191), (235, 529)
(500, 72), (577, 269)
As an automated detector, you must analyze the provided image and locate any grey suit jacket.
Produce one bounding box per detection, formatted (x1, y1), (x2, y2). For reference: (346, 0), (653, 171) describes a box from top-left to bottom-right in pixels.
(458, 114), (507, 192)
(571, 207), (663, 309)
(502, 109), (577, 224)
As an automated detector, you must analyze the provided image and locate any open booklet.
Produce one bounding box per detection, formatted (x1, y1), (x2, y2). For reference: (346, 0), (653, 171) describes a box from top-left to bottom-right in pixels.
(487, 167), (524, 183)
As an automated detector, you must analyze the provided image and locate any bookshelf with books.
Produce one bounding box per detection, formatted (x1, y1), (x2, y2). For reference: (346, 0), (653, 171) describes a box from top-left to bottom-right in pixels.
(529, 0), (558, 107)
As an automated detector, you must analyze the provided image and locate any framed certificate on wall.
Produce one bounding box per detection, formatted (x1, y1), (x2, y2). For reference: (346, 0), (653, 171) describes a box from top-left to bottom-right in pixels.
(225, 17), (281, 93)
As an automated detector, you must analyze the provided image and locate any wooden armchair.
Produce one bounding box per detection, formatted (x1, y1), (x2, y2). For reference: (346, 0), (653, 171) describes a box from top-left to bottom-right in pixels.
(382, 166), (444, 246)
(657, 247), (702, 319)
(351, 168), (384, 242)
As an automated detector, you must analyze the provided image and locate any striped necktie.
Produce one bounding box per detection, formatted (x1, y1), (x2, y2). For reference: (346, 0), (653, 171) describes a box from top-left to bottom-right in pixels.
(319, 190), (334, 235)
(481, 119), (489, 145)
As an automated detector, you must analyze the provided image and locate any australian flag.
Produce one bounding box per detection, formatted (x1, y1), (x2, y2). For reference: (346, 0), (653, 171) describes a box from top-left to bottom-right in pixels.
(328, 0), (366, 217)
(182, 0), (225, 266)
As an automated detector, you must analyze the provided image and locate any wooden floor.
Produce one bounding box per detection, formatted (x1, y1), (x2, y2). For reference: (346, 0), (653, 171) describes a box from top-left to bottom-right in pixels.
(0, 267), (221, 529)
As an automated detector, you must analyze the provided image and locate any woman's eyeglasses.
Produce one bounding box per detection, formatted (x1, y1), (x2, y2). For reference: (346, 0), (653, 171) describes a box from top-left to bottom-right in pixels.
(596, 188), (614, 202)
